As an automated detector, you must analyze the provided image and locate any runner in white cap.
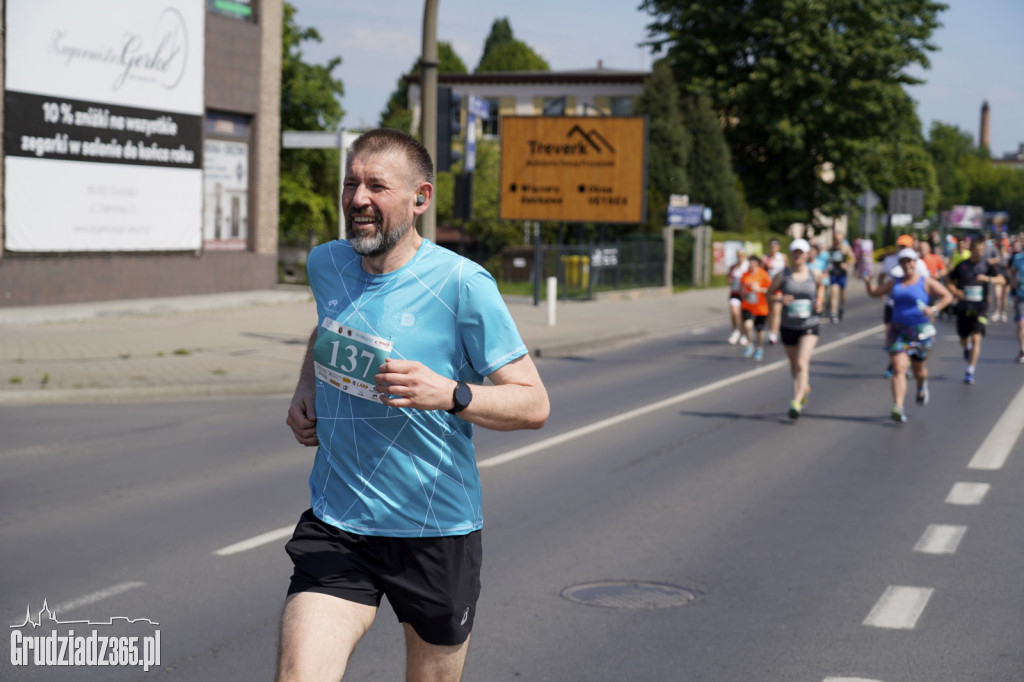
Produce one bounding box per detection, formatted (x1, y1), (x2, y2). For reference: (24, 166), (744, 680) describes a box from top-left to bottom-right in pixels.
(864, 248), (953, 422)
(767, 238), (825, 419)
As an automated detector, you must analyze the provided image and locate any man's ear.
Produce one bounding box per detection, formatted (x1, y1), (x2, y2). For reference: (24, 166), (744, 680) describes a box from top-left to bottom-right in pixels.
(413, 183), (433, 214)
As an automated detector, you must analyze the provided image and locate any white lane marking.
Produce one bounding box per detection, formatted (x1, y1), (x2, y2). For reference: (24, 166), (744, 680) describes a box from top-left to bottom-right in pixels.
(823, 678), (884, 682)
(945, 482), (990, 505)
(967, 380), (1024, 470)
(863, 585), (934, 629)
(214, 525), (293, 556)
(50, 581), (145, 615)
(914, 524), (967, 555)
(480, 324), (884, 469)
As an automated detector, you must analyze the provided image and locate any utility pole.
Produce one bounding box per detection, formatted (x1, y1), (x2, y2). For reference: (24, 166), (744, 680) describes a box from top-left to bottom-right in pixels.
(419, 0), (439, 242)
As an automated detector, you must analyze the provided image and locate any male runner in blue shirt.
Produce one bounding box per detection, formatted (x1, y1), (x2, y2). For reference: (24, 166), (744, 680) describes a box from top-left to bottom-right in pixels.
(278, 128), (549, 681)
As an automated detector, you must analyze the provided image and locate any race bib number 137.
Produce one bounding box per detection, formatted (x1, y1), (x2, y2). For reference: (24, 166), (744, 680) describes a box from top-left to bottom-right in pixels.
(313, 318), (393, 402)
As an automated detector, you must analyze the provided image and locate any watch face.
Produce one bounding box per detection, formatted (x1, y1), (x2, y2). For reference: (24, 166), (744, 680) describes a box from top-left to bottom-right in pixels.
(455, 382), (472, 408)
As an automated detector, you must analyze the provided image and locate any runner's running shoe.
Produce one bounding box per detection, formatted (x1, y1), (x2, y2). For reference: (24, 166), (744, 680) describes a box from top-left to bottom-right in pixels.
(916, 384), (930, 405)
(891, 406), (907, 423)
(753, 347), (764, 362)
(728, 329), (741, 345)
(788, 401), (802, 419)
(964, 370), (975, 385)
(743, 344), (755, 358)
(1017, 350), (1024, 364)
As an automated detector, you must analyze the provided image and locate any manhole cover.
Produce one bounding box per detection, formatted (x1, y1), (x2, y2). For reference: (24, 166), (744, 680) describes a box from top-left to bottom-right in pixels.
(561, 581), (698, 609)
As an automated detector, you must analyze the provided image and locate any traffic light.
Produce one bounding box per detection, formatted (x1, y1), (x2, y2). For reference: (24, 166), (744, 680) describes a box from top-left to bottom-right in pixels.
(436, 87), (462, 172)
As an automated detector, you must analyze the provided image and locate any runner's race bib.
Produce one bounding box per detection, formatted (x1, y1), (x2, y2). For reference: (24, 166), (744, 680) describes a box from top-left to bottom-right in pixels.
(313, 318), (393, 402)
(788, 299), (812, 319)
(744, 291), (760, 304)
(964, 285), (984, 302)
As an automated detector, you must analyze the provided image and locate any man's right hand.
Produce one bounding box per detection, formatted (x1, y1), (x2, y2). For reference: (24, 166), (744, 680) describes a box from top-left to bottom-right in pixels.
(286, 393), (319, 447)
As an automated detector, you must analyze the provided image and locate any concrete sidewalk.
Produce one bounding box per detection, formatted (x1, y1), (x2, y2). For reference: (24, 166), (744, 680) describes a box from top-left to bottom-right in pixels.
(0, 285), (731, 405)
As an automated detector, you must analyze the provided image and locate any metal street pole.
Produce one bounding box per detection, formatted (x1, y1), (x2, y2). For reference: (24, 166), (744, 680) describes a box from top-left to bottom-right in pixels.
(419, 0), (439, 242)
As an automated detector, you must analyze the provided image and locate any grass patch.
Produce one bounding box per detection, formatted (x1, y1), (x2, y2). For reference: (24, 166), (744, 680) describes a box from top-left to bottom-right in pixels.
(173, 348), (191, 356)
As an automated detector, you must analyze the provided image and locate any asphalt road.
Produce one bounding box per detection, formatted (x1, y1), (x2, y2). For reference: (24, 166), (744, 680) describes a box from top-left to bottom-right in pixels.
(3, 292), (1024, 681)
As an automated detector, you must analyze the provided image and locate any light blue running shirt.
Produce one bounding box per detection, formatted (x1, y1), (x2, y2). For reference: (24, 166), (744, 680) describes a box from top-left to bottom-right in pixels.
(305, 239), (527, 537)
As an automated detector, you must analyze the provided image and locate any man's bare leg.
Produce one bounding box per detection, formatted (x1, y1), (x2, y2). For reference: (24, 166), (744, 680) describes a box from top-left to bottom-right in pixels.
(403, 624), (470, 682)
(276, 591), (377, 682)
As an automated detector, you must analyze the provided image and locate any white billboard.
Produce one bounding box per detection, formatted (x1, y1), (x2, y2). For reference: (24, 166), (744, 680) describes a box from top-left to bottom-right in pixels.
(4, 0), (205, 252)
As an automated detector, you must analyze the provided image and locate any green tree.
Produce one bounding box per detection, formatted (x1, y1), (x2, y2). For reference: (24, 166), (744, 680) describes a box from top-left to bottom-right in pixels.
(641, 0), (947, 227)
(380, 42), (468, 132)
(633, 60), (690, 234)
(481, 18), (514, 58)
(475, 19), (549, 72)
(279, 2), (344, 249)
(682, 90), (744, 232)
(926, 122), (985, 209)
(476, 40), (550, 72)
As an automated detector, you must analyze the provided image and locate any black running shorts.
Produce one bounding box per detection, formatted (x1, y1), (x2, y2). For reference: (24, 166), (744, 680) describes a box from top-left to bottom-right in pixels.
(285, 509), (482, 646)
(780, 325), (820, 346)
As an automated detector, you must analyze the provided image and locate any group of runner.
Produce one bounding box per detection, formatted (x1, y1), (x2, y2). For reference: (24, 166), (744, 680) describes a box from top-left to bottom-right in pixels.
(725, 230), (1024, 423)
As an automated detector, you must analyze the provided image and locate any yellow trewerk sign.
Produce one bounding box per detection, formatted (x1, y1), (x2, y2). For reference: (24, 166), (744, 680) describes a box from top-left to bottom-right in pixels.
(498, 116), (647, 223)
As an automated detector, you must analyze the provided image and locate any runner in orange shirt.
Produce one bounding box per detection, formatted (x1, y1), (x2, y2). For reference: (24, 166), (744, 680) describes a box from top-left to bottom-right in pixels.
(919, 241), (946, 279)
(740, 254), (773, 361)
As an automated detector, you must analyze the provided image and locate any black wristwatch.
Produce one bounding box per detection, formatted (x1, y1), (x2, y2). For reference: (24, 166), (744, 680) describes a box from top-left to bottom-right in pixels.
(446, 381), (472, 414)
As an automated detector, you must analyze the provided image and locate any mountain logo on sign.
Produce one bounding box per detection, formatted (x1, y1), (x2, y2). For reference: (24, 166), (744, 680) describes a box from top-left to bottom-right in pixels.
(566, 126), (616, 154)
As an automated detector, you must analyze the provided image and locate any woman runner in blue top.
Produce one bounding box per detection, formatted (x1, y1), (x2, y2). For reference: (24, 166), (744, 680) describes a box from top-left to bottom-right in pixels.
(864, 248), (953, 422)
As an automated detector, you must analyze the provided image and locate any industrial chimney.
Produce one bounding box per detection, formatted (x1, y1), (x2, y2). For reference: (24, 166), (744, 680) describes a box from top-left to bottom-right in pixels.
(980, 100), (991, 151)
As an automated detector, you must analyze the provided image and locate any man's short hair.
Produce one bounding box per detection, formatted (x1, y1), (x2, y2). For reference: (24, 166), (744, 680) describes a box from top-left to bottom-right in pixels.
(748, 254), (762, 264)
(348, 128), (435, 185)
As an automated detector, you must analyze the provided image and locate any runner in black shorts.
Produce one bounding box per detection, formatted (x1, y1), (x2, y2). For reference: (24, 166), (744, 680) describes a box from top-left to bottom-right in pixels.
(285, 509), (482, 646)
(767, 239), (825, 419)
(947, 238), (1005, 384)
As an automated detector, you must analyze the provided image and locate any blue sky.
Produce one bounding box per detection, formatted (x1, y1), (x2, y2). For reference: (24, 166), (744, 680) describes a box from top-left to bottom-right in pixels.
(290, 0), (1024, 157)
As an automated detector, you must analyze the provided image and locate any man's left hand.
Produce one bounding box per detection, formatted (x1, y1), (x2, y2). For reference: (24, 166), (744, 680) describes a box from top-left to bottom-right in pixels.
(375, 359), (454, 411)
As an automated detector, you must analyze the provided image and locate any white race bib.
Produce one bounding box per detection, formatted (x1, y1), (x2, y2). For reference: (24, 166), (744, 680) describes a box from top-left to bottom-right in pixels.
(313, 319), (393, 402)
(964, 285), (983, 302)
(788, 299), (812, 319)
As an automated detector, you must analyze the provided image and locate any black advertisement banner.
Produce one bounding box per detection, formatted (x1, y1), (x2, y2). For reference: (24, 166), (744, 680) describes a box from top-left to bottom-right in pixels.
(4, 90), (203, 170)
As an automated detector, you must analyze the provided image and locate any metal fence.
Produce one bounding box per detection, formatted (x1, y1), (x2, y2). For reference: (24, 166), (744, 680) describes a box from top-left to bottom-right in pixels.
(541, 240), (669, 300)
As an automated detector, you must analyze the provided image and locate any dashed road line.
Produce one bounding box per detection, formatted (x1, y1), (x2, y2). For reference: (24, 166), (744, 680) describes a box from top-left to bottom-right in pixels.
(50, 581), (145, 615)
(213, 526), (293, 556)
(863, 586), (934, 629)
(945, 482), (990, 505)
(913, 524), (967, 555)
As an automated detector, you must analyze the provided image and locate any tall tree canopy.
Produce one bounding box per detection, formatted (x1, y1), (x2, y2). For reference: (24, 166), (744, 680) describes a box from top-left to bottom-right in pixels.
(475, 18), (549, 72)
(926, 122), (985, 209)
(682, 90), (745, 232)
(641, 0), (947, 227)
(925, 122), (1024, 225)
(279, 2), (345, 249)
(380, 42), (468, 132)
(634, 59), (690, 235)
(480, 18), (514, 59)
